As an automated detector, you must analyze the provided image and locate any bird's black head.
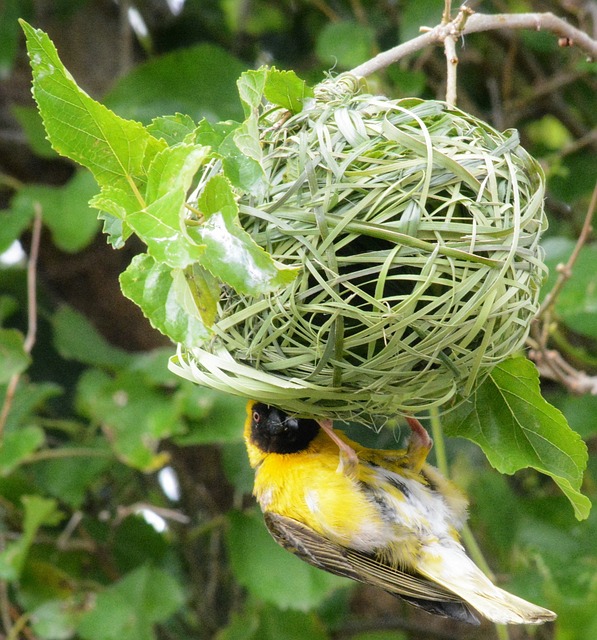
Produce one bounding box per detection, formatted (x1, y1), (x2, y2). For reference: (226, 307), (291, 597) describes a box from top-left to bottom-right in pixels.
(249, 402), (320, 454)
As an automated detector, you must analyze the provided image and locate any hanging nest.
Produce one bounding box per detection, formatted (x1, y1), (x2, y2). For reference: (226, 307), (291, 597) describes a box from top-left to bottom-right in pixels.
(171, 75), (547, 423)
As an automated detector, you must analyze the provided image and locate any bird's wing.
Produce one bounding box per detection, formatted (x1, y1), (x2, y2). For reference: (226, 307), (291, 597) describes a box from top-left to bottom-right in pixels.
(264, 511), (479, 625)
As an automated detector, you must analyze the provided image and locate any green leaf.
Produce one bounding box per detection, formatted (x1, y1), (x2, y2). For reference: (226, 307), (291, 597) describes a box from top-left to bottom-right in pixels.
(178, 264), (220, 328)
(0, 382), (62, 434)
(30, 598), (84, 640)
(11, 105), (56, 158)
(76, 369), (186, 471)
(10, 171), (100, 253)
(147, 114), (198, 146)
(113, 516), (168, 572)
(30, 442), (112, 508)
(119, 254), (211, 347)
(237, 68), (268, 118)
(443, 357), (591, 520)
(105, 44), (245, 124)
(542, 238), (597, 339)
(216, 602), (329, 640)
(220, 442), (254, 495)
(0, 328), (30, 383)
(0, 208), (34, 255)
(399, 0), (442, 42)
(316, 21), (375, 69)
(174, 388), (247, 445)
(77, 564), (184, 640)
(127, 142), (209, 268)
(219, 131), (265, 195)
(0, 495), (62, 580)
(226, 510), (347, 610)
(194, 175), (299, 295)
(89, 186), (135, 248)
(21, 20), (165, 207)
(0, 0), (22, 78)
(0, 425), (44, 476)
(52, 305), (132, 369)
(264, 68), (313, 114)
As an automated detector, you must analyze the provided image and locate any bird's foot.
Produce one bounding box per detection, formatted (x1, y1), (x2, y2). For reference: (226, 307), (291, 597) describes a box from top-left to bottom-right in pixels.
(405, 416), (433, 472)
(317, 418), (359, 477)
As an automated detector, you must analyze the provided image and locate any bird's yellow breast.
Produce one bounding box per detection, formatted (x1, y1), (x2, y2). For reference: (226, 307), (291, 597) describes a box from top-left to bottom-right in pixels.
(249, 430), (400, 549)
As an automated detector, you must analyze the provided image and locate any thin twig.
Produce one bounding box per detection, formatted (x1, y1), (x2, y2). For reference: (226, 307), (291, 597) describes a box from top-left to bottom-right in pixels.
(349, 9), (597, 77)
(0, 209), (42, 437)
(0, 571), (11, 639)
(443, 35), (459, 106)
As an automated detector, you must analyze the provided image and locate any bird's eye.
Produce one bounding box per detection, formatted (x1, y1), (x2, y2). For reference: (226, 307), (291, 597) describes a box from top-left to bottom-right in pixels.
(252, 410), (261, 424)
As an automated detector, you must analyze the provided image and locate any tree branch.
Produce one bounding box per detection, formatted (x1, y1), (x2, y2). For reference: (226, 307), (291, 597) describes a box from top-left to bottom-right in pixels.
(349, 8), (597, 78)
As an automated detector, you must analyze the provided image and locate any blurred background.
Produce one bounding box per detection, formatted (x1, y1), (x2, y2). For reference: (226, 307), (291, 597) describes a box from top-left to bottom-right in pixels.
(0, 1), (596, 639)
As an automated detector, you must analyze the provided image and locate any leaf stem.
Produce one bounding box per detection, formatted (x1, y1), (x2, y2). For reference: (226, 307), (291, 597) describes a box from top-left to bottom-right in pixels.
(23, 448), (113, 463)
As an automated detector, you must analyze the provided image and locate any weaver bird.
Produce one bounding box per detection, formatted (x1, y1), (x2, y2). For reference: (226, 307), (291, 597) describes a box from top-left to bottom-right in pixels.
(244, 400), (556, 625)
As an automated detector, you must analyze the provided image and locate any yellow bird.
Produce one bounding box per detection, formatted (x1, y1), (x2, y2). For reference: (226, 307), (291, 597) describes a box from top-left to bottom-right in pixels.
(244, 400), (556, 626)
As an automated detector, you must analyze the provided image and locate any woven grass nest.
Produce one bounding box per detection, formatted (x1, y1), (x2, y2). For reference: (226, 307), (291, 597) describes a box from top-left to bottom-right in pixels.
(172, 75), (547, 424)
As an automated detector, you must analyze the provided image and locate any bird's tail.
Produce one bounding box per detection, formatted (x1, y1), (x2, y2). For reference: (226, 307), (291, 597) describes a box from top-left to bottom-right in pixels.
(419, 546), (556, 625)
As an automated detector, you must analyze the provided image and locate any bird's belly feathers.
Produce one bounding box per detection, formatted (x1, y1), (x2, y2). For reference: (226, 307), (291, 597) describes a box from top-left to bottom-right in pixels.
(254, 453), (457, 557)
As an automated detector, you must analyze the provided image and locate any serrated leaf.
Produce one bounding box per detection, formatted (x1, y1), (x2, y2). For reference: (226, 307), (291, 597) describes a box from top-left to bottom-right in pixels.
(237, 68), (268, 118)
(0, 328), (30, 383)
(264, 68), (313, 113)
(194, 175), (298, 295)
(52, 305), (132, 369)
(0, 425), (44, 476)
(219, 131), (265, 194)
(21, 21), (164, 208)
(147, 114), (197, 146)
(127, 143), (209, 268)
(77, 564), (184, 640)
(443, 357), (591, 520)
(226, 510), (346, 610)
(89, 186), (135, 248)
(76, 368), (185, 471)
(0, 495), (62, 580)
(119, 253), (210, 347)
(194, 119), (239, 149)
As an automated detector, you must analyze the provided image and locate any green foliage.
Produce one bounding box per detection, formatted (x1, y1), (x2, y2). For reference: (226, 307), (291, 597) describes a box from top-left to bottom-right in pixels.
(2, 2), (597, 639)
(0, 328), (30, 383)
(10, 172), (100, 252)
(104, 44), (246, 124)
(76, 564), (185, 640)
(316, 21), (376, 69)
(226, 510), (347, 610)
(444, 357), (590, 520)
